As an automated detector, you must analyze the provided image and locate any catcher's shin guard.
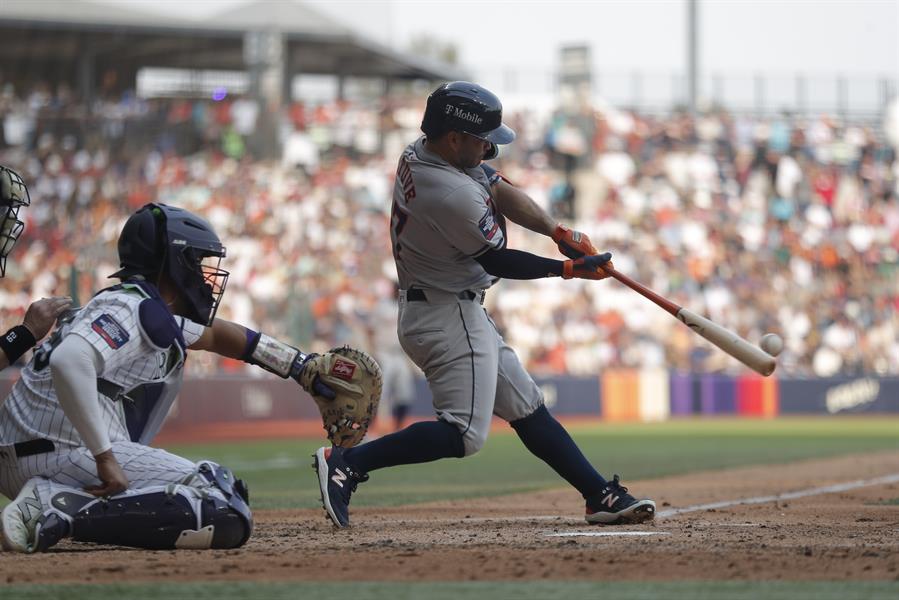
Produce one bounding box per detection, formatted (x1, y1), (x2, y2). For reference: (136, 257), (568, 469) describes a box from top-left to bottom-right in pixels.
(61, 462), (251, 550)
(69, 483), (251, 549)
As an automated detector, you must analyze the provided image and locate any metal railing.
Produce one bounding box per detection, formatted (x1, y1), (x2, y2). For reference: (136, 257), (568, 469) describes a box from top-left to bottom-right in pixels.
(474, 67), (898, 120)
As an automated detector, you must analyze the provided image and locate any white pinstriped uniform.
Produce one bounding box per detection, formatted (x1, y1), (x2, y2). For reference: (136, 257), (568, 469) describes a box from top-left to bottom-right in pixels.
(0, 285), (204, 499)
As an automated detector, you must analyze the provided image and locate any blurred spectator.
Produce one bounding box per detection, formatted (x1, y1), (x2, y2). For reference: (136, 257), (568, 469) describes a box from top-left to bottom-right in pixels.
(0, 81), (897, 378)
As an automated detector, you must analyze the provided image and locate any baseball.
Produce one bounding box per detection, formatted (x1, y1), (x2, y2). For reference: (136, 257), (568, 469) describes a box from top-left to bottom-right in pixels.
(759, 333), (784, 357)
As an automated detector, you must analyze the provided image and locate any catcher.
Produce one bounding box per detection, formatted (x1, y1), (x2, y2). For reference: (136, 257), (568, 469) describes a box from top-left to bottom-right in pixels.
(0, 203), (380, 553)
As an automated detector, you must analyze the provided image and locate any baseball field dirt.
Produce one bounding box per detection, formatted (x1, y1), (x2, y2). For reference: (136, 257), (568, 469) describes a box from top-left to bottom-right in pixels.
(2, 449), (896, 584)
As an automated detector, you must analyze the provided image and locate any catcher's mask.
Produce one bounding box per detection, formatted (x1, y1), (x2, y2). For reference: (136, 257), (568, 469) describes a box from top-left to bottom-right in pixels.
(0, 165), (30, 278)
(110, 203), (229, 326)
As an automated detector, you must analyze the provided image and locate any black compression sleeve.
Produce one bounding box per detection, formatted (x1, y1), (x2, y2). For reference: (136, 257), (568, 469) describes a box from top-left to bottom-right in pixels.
(474, 248), (564, 280)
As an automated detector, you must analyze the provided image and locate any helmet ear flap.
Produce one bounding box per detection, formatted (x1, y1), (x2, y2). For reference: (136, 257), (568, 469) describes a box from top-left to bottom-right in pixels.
(110, 203), (166, 280)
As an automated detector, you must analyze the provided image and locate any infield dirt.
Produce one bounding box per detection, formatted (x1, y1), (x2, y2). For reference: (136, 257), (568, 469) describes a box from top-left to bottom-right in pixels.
(2, 449), (897, 583)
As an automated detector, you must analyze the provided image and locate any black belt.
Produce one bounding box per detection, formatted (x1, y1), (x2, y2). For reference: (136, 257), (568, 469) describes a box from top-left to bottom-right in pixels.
(12, 438), (55, 458)
(406, 288), (480, 302)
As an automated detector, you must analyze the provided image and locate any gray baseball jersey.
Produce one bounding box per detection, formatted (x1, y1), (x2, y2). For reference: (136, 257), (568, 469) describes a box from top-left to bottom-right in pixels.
(391, 137), (505, 293)
(390, 137), (543, 455)
(0, 283), (204, 498)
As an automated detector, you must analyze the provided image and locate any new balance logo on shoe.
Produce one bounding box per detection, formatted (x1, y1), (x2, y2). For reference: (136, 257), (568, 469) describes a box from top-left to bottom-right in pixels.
(21, 489), (42, 524)
(601, 493), (619, 508)
(331, 468), (347, 488)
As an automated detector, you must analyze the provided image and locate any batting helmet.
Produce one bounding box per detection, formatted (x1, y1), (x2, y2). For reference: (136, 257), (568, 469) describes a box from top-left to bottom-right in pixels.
(421, 81), (515, 159)
(0, 165), (30, 278)
(110, 203), (229, 326)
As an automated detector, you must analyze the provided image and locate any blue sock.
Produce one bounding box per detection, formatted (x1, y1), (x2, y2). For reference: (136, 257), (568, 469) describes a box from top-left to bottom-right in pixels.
(344, 420), (465, 474)
(510, 405), (607, 499)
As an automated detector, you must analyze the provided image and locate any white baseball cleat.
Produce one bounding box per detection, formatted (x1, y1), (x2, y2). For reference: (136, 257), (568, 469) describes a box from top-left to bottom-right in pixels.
(1, 478), (44, 552)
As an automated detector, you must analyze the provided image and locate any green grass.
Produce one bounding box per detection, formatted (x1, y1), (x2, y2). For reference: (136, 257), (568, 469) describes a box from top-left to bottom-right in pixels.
(2, 418), (896, 511)
(6, 581), (899, 600)
(159, 417), (899, 509)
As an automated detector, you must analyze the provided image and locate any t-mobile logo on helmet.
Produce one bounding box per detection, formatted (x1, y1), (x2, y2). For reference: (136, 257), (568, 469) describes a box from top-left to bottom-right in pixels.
(444, 104), (483, 125)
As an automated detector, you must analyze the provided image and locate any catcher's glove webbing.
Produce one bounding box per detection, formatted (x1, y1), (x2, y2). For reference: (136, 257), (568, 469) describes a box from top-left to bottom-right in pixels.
(298, 346), (382, 448)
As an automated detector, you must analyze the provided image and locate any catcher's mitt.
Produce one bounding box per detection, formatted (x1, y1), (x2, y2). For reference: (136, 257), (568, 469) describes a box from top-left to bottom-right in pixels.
(299, 346), (382, 448)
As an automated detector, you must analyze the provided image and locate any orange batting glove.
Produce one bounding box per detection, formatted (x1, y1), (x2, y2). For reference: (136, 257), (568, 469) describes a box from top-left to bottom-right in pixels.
(552, 224), (597, 259)
(562, 253), (614, 280)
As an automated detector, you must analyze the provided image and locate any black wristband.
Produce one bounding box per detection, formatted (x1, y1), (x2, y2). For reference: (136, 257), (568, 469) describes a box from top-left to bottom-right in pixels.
(0, 325), (37, 365)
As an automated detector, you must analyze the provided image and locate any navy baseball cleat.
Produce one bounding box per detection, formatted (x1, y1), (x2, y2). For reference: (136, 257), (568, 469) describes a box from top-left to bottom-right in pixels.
(312, 446), (368, 528)
(585, 475), (656, 525)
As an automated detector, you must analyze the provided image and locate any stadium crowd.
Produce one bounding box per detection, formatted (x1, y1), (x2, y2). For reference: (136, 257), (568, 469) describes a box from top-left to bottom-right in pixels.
(0, 83), (897, 378)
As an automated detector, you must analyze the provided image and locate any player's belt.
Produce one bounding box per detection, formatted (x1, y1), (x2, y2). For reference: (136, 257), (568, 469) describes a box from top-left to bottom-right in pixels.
(2, 438), (56, 459)
(406, 288), (484, 303)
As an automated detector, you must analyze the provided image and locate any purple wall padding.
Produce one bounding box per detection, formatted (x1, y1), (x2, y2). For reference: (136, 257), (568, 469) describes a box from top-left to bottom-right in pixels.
(670, 372), (693, 416)
(700, 374), (737, 414)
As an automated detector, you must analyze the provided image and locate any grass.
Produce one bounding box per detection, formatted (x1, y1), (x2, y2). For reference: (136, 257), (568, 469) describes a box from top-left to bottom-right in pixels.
(157, 417), (899, 509)
(1, 418), (895, 510)
(6, 581), (899, 600)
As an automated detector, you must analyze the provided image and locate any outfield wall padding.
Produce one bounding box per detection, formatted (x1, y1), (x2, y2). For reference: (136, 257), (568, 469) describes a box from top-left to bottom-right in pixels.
(0, 370), (895, 437)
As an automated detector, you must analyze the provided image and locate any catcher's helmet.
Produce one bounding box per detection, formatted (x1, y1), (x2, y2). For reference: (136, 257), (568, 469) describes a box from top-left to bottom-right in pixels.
(110, 203), (229, 326)
(421, 81), (515, 159)
(0, 165), (30, 278)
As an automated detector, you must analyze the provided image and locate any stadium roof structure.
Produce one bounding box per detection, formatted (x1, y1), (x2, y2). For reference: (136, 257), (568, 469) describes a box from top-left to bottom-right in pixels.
(0, 0), (465, 93)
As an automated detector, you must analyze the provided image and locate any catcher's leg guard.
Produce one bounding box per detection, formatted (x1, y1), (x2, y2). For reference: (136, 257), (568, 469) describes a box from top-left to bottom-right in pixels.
(40, 461), (252, 550)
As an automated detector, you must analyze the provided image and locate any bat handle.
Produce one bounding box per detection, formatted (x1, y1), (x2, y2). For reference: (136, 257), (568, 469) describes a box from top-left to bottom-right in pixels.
(603, 266), (682, 317)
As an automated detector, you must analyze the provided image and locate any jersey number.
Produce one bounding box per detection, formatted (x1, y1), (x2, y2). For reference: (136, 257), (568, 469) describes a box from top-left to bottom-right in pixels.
(391, 158), (416, 260)
(390, 200), (410, 260)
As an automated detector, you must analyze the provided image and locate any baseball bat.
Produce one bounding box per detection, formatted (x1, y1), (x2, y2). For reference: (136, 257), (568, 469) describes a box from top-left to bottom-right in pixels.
(603, 266), (776, 376)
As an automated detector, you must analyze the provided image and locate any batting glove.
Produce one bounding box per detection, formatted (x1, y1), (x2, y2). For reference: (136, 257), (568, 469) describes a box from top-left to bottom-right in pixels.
(562, 252), (614, 280)
(552, 224), (597, 259)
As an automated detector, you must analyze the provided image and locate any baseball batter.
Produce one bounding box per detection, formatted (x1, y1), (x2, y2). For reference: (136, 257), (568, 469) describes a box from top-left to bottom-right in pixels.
(0, 203), (335, 552)
(370, 287), (414, 433)
(0, 165), (71, 373)
(314, 82), (655, 528)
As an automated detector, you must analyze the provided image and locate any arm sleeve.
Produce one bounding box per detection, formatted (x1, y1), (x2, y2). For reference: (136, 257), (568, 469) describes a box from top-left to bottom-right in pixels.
(474, 247), (564, 280)
(50, 334), (110, 456)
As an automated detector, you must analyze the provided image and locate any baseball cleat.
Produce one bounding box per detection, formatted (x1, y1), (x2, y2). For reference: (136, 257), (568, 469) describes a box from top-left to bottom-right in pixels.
(585, 474), (656, 525)
(312, 446), (368, 528)
(2, 478), (47, 552)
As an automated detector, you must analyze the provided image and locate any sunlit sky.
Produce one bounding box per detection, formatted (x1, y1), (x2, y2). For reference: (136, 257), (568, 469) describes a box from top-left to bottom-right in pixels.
(103, 0), (897, 75)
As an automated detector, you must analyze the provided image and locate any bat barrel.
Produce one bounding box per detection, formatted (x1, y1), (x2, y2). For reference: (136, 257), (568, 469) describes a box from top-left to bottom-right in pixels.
(603, 267), (776, 376)
(677, 308), (776, 376)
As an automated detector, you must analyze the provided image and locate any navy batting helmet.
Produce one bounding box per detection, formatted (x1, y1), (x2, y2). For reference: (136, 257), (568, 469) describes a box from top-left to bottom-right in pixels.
(0, 165), (30, 278)
(421, 81), (515, 159)
(111, 203), (229, 326)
